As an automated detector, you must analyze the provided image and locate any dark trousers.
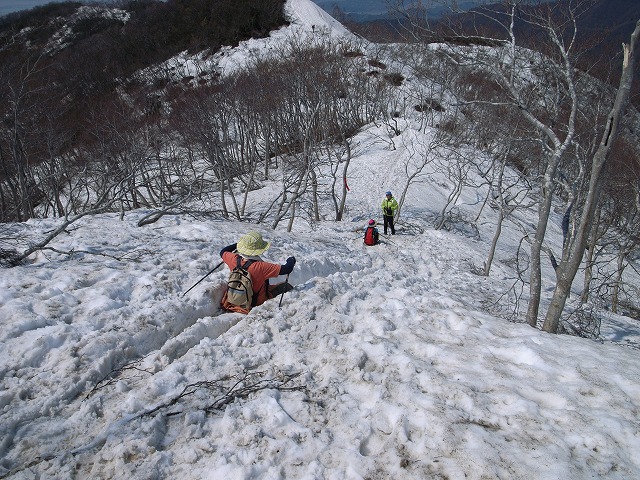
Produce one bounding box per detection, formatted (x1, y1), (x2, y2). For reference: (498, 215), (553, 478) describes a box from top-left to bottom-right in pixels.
(383, 215), (395, 234)
(269, 282), (293, 298)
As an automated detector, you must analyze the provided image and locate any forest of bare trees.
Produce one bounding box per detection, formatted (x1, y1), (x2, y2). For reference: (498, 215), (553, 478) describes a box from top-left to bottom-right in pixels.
(1, 0), (639, 335)
(0, 1), (397, 247)
(392, 0), (640, 333)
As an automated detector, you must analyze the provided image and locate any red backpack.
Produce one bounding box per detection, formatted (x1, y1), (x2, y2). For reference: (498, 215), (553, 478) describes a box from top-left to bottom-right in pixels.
(364, 226), (379, 246)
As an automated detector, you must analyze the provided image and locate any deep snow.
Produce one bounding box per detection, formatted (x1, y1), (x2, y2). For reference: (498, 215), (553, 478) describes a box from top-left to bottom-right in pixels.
(1, 1), (639, 479)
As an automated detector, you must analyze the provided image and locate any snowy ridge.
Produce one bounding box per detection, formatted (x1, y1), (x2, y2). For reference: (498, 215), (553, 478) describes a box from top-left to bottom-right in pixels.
(285, 0), (352, 36)
(144, 0), (355, 83)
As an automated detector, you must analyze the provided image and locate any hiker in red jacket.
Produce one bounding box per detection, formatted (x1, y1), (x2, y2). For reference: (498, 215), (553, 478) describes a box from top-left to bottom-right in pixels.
(220, 232), (295, 313)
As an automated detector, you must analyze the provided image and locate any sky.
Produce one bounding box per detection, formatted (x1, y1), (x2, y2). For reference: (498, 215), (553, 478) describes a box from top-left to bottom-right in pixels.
(0, 0), (486, 20)
(1, 0), (639, 478)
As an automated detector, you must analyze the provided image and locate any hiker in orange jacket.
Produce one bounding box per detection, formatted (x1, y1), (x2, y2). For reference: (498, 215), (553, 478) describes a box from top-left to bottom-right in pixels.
(219, 231), (295, 313)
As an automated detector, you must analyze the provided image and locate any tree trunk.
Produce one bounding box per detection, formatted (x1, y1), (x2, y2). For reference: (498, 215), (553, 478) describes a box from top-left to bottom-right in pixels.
(310, 168), (320, 222)
(337, 144), (351, 222)
(611, 249), (627, 314)
(485, 208), (504, 277)
(484, 154), (508, 277)
(526, 174), (555, 327)
(543, 20), (640, 333)
(580, 206), (601, 304)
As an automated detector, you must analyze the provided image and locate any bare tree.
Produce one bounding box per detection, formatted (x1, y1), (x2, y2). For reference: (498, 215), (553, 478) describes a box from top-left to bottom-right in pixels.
(396, 0), (582, 324)
(542, 20), (640, 333)
(482, 141), (525, 276)
(397, 0), (639, 332)
(322, 133), (354, 221)
(245, 35), (387, 229)
(0, 50), (52, 221)
(170, 84), (242, 219)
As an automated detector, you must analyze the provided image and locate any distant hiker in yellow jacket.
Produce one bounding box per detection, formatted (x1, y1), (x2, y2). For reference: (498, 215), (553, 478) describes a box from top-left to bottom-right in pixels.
(381, 191), (398, 235)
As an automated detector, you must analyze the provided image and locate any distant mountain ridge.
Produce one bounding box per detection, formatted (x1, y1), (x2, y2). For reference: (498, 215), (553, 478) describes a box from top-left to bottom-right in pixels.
(447, 0), (640, 105)
(576, 0), (640, 44)
(338, 0), (639, 104)
(312, 0), (487, 21)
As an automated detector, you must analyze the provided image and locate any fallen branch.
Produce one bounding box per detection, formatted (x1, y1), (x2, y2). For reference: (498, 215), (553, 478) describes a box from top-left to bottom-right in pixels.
(84, 356), (154, 400)
(40, 246), (151, 263)
(140, 369), (305, 418)
(12, 203), (120, 265)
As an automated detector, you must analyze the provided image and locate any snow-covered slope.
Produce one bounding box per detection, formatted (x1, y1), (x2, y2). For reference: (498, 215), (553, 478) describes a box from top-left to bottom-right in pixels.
(1, 1), (639, 479)
(2, 124), (640, 479)
(286, 0), (352, 35)
(2, 177), (640, 479)
(146, 0), (356, 83)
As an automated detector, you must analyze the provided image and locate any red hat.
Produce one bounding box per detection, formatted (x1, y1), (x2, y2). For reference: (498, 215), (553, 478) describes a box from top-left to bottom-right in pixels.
(368, 219), (376, 226)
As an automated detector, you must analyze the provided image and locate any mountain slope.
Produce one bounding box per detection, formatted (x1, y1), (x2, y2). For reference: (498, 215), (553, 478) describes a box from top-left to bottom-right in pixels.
(1, 120), (639, 480)
(1, 1), (639, 478)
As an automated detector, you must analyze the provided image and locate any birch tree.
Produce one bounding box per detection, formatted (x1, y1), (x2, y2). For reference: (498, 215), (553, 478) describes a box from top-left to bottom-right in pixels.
(542, 19), (640, 333)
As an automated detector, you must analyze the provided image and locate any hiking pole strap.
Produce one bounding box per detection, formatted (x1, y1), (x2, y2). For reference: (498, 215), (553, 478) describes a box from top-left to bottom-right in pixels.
(182, 261), (224, 297)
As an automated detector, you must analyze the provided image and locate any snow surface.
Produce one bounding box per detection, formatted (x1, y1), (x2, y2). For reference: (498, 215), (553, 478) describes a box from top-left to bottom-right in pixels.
(1, 0), (640, 479)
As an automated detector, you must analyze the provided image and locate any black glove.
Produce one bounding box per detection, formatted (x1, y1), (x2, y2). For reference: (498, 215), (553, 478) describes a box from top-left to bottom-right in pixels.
(287, 256), (296, 266)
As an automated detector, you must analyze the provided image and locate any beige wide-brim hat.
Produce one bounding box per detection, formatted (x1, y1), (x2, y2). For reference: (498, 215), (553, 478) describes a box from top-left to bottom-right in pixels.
(236, 231), (271, 256)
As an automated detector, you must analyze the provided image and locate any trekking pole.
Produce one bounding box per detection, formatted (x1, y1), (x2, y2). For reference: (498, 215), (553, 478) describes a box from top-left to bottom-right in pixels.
(181, 261), (224, 297)
(383, 236), (399, 246)
(278, 274), (290, 309)
(379, 237), (399, 249)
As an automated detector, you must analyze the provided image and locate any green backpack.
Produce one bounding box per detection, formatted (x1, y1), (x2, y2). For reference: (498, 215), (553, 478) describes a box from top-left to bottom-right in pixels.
(226, 258), (256, 310)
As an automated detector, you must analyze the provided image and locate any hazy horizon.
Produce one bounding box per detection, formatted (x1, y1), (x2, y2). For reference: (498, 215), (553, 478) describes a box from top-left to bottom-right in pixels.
(0, 0), (504, 21)
(1, 0), (105, 17)
(0, 0), (578, 26)
(0, 0), (436, 20)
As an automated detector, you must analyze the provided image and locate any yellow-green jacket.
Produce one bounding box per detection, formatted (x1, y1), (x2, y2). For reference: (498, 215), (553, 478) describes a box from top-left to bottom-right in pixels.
(381, 197), (398, 217)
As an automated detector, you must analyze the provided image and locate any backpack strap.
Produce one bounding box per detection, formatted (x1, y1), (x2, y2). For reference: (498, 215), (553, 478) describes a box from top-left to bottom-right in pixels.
(236, 257), (258, 306)
(237, 257), (255, 269)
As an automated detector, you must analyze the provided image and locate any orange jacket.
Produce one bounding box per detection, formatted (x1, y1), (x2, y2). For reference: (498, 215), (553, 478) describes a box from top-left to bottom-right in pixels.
(221, 252), (281, 313)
